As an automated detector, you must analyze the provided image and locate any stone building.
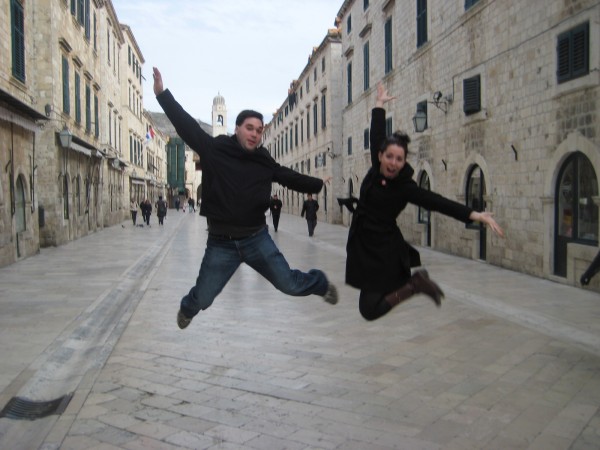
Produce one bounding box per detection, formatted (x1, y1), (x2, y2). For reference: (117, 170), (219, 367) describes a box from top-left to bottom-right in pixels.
(0, 0), (169, 267)
(263, 29), (343, 223)
(0, 0), (48, 266)
(335, 0), (599, 290)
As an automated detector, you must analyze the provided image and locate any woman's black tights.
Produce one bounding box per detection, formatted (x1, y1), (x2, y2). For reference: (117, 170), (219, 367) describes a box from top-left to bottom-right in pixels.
(359, 290), (392, 321)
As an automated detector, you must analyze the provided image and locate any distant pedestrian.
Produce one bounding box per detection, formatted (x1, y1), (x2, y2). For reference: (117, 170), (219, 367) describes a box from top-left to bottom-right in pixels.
(130, 198), (139, 226)
(141, 199), (152, 226)
(338, 82), (504, 321)
(153, 66), (337, 331)
(188, 197), (195, 213)
(301, 194), (319, 237)
(156, 196), (168, 226)
(175, 196), (180, 211)
(269, 194), (282, 232)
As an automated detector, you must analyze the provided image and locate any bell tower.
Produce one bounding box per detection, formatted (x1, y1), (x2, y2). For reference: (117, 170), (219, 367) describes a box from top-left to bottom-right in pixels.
(212, 93), (228, 137)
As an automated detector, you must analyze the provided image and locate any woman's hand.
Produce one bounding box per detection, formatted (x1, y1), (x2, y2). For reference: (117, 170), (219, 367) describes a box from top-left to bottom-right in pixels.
(153, 67), (164, 96)
(323, 176), (332, 185)
(469, 211), (505, 237)
(375, 82), (396, 108)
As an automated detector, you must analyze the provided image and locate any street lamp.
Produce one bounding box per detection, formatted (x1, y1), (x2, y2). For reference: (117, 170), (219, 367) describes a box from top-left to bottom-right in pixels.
(412, 110), (428, 133)
(59, 125), (73, 148)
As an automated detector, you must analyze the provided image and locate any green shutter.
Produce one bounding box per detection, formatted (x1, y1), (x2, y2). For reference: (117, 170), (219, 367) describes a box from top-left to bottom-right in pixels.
(571, 23), (589, 78)
(463, 75), (481, 115)
(85, 85), (91, 132)
(75, 73), (81, 123)
(556, 22), (588, 84)
(62, 57), (70, 114)
(11, 0), (25, 82)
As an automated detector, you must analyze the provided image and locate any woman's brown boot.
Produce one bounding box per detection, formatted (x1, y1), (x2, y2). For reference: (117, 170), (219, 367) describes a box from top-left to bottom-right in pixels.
(410, 270), (444, 307)
(383, 270), (444, 308)
(383, 283), (415, 307)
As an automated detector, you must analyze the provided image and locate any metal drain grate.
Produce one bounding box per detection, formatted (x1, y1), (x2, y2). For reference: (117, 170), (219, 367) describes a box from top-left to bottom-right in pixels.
(0, 393), (73, 420)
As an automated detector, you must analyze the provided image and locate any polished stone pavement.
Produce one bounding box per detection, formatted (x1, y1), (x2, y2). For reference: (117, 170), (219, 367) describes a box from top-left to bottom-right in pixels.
(0, 209), (599, 449)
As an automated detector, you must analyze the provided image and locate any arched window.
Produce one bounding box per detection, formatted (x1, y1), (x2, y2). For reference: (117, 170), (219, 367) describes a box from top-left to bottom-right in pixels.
(63, 175), (69, 219)
(466, 165), (487, 260)
(15, 175), (26, 233)
(76, 176), (81, 216)
(418, 171), (430, 224)
(555, 152), (598, 276)
(466, 165), (485, 228)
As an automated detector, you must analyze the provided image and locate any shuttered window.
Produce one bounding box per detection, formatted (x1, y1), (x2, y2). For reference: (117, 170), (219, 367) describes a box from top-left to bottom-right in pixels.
(384, 18), (393, 74)
(11, 0), (25, 83)
(364, 42), (370, 91)
(417, 0), (427, 48)
(62, 56), (70, 114)
(347, 62), (353, 104)
(85, 84), (91, 133)
(463, 74), (481, 115)
(557, 22), (589, 84)
(75, 72), (81, 124)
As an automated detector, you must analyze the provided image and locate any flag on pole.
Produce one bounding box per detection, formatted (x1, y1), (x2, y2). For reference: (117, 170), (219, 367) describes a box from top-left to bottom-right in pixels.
(146, 126), (155, 143)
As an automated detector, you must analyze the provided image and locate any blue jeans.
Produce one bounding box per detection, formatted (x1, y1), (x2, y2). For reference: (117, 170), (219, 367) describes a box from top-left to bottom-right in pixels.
(180, 227), (329, 317)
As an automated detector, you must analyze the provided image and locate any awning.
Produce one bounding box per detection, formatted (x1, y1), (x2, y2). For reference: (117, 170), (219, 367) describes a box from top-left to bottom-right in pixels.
(0, 105), (42, 133)
(0, 88), (47, 123)
(131, 179), (145, 185)
(57, 132), (103, 158)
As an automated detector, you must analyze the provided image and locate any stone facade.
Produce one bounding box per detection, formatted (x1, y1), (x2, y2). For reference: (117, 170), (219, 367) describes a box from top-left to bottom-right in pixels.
(339, 0), (600, 290)
(263, 29), (343, 223)
(0, 0), (169, 267)
(0, 0), (49, 266)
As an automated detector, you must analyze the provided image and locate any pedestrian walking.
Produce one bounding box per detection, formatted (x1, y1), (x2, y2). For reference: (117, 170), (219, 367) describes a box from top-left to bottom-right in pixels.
(156, 196), (167, 226)
(153, 67), (338, 330)
(130, 198), (139, 226)
(301, 194), (319, 237)
(269, 194), (283, 232)
(141, 199), (152, 226)
(338, 83), (504, 321)
(188, 197), (195, 213)
(175, 196), (180, 211)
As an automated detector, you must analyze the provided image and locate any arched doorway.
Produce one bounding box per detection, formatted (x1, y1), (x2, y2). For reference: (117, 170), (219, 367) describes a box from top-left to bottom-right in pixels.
(15, 175), (26, 257)
(554, 152), (598, 276)
(466, 165), (486, 260)
(418, 171), (431, 247)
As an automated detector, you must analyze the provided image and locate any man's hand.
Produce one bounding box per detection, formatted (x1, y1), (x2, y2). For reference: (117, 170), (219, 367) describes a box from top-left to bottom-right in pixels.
(153, 67), (164, 96)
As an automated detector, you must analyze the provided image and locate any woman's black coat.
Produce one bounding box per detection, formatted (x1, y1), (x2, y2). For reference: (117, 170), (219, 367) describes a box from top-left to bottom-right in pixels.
(345, 108), (474, 293)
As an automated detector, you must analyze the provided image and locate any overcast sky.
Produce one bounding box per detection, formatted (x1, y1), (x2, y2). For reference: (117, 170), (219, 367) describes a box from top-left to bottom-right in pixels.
(111, 0), (343, 132)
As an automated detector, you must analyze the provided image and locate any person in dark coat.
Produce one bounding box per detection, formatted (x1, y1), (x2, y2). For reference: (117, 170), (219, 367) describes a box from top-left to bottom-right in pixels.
(156, 196), (167, 226)
(339, 83), (504, 321)
(141, 198), (152, 226)
(301, 194), (319, 236)
(269, 194), (283, 232)
(153, 67), (338, 330)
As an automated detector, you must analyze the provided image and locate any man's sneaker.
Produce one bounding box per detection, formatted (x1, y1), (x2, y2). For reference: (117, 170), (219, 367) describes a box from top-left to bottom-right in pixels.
(323, 284), (338, 305)
(177, 309), (192, 329)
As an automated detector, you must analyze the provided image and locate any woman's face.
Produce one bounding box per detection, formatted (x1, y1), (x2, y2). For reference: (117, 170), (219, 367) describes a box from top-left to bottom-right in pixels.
(378, 144), (406, 179)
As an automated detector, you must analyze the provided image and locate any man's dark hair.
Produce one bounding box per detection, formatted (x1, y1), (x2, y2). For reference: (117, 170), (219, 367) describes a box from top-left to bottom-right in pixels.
(236, 110), (263, 126)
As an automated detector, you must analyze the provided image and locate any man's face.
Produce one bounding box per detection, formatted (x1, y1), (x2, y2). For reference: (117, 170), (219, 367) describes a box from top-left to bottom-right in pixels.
(235, 118), (264, 151)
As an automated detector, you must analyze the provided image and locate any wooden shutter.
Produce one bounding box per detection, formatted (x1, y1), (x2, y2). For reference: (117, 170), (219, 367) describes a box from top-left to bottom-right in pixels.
(463, 75), (481, 115)
(11, 0), (25, 82)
